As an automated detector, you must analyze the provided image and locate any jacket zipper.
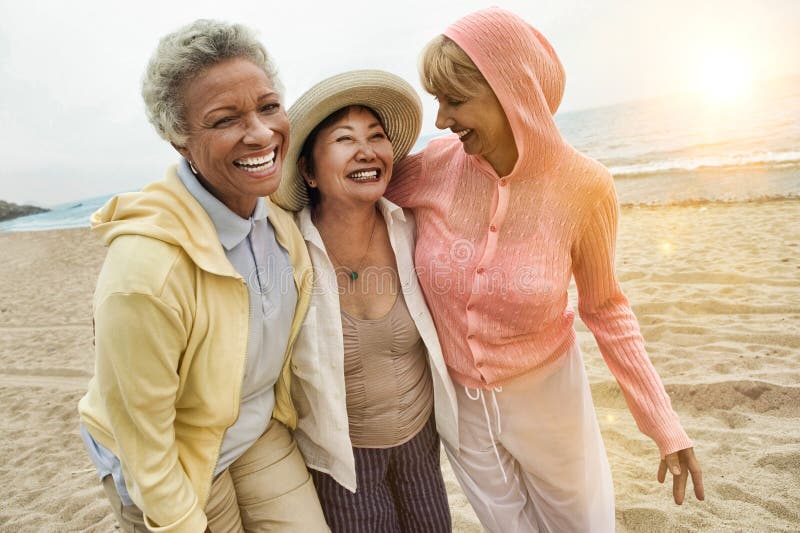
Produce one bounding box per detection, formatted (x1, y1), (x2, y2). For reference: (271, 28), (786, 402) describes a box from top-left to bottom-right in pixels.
(203, 279), (249, 507)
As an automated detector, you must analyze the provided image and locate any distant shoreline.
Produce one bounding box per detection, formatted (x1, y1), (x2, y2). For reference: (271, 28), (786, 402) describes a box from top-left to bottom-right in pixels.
(1, 196), (798, 235)
(620, 194), (800, 210)
(0, 200), (49, 222)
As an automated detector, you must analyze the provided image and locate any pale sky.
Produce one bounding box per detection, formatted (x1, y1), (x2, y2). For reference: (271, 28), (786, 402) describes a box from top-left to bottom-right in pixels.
(1, 0), (797, 205)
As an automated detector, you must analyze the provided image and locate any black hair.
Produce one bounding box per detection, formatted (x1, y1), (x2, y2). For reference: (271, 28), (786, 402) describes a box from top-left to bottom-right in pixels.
(299, 105), (388, 206)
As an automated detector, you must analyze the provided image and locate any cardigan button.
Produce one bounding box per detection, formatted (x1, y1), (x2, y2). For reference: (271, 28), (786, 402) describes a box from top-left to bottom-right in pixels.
(489, 225), (497, 232)
(476, 267), (486, 274)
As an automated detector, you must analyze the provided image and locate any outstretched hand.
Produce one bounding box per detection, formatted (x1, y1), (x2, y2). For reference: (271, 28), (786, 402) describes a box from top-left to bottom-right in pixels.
(658, 447), (705, 505)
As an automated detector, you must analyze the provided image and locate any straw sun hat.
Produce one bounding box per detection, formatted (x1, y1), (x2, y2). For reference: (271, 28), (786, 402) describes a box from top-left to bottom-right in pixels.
(271, 69), (422, 212)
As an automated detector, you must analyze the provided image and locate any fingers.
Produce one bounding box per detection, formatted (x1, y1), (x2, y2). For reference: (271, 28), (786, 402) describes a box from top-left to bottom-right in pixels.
(672, 459), (689, 505)
(666, 448), (704, 505)
(658, 452), (680, 484)
(691, 468), (705, 501)
(657, 459), (668, 483)
(686, 450), (706, 501)
(665, 452), (682, 476)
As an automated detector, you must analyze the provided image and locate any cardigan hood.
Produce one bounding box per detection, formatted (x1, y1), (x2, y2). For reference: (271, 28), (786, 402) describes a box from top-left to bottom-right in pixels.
(82, 163), (310, 531)
(92, 166), (241, 279)
(444, 7), (568, 176)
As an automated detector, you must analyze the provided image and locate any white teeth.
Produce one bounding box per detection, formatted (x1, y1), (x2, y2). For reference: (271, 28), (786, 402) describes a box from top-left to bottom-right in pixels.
(455, 129), (472, 139)
(240, 160), (274, 172)
(348, 170), (378, 181)
(236, 150), (276, 169)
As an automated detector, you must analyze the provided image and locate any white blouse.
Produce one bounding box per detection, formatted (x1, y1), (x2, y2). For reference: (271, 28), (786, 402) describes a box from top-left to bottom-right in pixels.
(291, 197), (459, 492)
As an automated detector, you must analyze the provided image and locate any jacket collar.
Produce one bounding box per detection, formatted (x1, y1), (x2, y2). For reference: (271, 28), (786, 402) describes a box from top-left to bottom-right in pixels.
(298, 197), (405, 252)
(176, 158), (269, 252)
(92, 164), (289, 279)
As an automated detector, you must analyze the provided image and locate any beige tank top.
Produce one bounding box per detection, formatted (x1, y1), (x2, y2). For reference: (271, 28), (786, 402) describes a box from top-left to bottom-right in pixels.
(340, 293), (433, 448)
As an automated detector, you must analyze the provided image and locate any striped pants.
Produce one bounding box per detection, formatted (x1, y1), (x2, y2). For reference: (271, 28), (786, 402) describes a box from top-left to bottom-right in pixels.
(310, 416), (451, 532)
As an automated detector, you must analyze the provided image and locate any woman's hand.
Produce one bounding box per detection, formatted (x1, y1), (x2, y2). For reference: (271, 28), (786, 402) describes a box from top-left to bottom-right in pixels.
(658, 447), (705, 504)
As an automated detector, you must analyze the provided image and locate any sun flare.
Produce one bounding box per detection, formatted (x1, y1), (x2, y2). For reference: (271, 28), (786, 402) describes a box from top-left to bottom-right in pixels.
(695, 49), (752, 104)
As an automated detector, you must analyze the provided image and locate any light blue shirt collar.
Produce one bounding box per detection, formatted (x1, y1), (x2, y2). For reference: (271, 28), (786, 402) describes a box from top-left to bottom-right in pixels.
(177, 158), (269, 251)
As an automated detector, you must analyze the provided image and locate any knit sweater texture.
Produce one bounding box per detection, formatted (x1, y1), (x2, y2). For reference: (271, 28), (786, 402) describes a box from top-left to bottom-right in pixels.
(387, 7), (691, 456)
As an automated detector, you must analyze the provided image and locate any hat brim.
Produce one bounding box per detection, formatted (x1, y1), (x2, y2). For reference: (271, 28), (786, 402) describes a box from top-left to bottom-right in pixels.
(271, 70), (422, 211)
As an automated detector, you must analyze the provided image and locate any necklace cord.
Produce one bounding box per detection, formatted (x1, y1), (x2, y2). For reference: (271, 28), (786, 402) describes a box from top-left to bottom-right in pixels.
(313, 207), (379, 281)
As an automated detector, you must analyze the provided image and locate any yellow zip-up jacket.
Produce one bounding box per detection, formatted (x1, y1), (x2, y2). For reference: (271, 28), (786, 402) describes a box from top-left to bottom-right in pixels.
(78, 165), (312, 532)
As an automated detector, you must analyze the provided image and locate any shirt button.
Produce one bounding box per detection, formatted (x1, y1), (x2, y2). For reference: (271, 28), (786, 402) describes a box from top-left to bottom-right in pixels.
(476, 361), (484, 368)
(499, 179), (507, 187)
(467, 304), (475, 311)
(476, 267), (486, 274)
(489, 225), (497, 232)
(467, 334), (475, 340)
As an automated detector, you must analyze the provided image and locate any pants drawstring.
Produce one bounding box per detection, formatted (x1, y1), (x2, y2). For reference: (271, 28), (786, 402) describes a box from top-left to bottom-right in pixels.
(465, 386), (507, 484)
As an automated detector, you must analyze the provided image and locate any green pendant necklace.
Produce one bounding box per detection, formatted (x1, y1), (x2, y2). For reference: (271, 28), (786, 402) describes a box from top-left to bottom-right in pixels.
(314, 208), (378, 282)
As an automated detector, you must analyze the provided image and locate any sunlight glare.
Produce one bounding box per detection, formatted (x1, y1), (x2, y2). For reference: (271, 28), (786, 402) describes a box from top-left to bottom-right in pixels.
(696, 49), (752, 104)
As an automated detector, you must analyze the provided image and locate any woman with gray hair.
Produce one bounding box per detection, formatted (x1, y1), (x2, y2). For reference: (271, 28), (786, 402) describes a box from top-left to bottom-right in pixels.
(77, 19), (328, 532)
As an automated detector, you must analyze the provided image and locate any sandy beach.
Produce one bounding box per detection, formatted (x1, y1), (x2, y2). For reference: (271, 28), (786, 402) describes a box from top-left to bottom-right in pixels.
(1, 199), (798, 532)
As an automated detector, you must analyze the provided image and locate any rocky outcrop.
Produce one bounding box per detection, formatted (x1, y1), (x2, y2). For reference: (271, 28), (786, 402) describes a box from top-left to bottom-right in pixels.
(0, 200), (49, 222)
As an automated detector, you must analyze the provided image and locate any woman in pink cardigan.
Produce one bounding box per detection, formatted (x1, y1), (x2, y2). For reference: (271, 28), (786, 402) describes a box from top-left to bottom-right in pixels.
(386, 7), (704, 531)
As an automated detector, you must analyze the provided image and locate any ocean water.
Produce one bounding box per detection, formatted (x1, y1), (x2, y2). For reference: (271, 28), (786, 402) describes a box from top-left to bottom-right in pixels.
(555, 75), (800, 206)
(3, 76), (798, 233)
(0, 195), (115, 233)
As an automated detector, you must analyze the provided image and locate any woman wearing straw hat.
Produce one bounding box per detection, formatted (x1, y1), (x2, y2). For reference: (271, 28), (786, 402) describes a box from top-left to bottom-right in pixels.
(271, 70), (457, 532)
(385, 7), (705, 532)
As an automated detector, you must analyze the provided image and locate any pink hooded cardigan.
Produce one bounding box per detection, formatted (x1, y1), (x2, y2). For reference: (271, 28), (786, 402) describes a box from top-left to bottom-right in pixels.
(387, 8), (692, 457)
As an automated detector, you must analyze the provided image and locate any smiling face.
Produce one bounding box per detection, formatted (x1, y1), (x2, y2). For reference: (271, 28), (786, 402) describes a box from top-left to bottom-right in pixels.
(434, 82), (518, 176)
(174, 57), (288, 218)
(302, 106), (393, 210)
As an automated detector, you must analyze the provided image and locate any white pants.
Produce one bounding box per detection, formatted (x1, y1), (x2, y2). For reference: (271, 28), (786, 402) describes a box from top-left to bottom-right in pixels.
(444, 343), (615, 533)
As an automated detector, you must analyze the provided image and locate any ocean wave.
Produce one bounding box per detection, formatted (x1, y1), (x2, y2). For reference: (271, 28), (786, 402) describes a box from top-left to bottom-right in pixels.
(609, 151), (800, 177)
(619, 194), (800, 209)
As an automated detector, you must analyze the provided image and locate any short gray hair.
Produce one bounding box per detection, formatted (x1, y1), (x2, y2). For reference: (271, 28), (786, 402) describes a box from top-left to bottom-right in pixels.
(142, 19), (282, 146)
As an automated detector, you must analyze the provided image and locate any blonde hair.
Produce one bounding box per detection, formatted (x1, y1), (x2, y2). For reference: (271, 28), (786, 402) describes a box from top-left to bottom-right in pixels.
(419, 35), (487, 100)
